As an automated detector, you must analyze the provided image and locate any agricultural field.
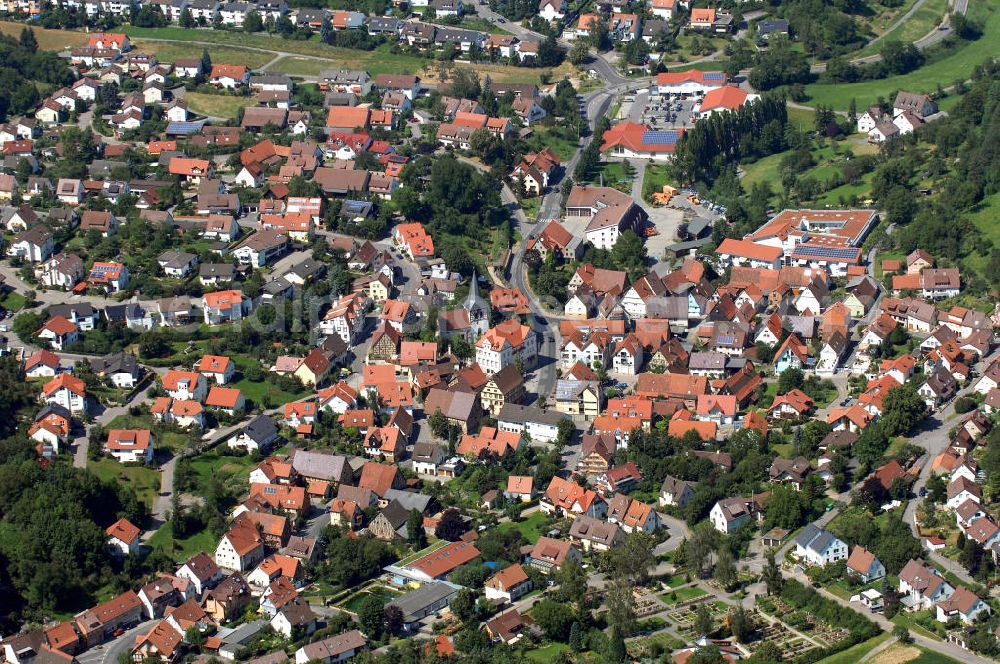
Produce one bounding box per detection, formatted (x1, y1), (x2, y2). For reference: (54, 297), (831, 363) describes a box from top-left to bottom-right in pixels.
(184, 92), (255, 120)
(0, 21), (89, 50)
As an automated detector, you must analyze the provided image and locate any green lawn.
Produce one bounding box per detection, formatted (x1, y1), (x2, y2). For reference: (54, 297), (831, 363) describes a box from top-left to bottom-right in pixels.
(891, 611), (944, 640)
(264, 55), (326, 76)
(1, 290), (26, 312)
(526, 643), (572, 663)
(230, 357), (309, 407)
(339, 586), (401, 613)
(815, 632), (890, 664)
(805, 0), (1000, 110)
(134, 39), (274, 68)
(126, 27), (569, 83)
(395, 539), (449, 566)
(590, 161), (635, 193)
(658, 586), (708, 605)
(184, 92), (254, 120)
(741, 152), (784, 190)
(642, 163), (675, 202)
(147, 521), (219, 561)
(787, 105), (817, 128)
(88, 458), (162, 510)
(966, 191), (1000, 245)
(519, 125), (580, 163)
(857, 0), (950, 57)
(908, 647), (963, 664)
(497, 510), (550, 544)
(183, 449), (256, 493)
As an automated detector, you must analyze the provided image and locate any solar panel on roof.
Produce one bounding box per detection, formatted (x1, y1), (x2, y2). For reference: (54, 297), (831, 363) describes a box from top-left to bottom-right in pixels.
(703, 73), (725, 81)
(166, 121), (205, 135)
(792, 245), (859, 259)
(641, 130), (679, 145)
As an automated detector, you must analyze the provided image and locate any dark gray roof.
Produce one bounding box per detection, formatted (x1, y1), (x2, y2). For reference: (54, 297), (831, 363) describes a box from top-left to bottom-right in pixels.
(200, 263), (235, 278)
(794, 523), (842, 555)
(383, 488), (432, 513)
(291, 449), (349, 482)
(388, 581), (459, 620)
(243, 415), (279, 444)
(497, 403), (568, 427)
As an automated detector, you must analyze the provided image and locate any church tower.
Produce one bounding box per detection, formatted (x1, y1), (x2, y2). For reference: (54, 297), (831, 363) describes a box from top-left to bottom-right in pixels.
(465, 271), (490, 339)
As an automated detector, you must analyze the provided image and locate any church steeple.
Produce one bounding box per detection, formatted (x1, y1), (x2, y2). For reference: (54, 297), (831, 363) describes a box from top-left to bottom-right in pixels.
(465, 271), (489, 337)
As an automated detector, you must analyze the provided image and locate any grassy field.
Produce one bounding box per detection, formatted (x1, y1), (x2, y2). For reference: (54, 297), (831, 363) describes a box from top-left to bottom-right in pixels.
(132, 38), (274, 68)
(863, 0), (921, 37)
(497, 510), (550, 544)
(88, 458), (162, 509)
(521, 126), (580, 162)
(147, 521), (218, 561)
(787, 105), (817, 128)
(264, 55), (326, 76)
(966, 191), (1000, 245)
(0, 21), (90, 50)
(526, 643), (572, 663)
(1, 290), (26, 312)
(857, 0), (950, 57)
(816, 633), (890, 664)
(124, 27), (567, 83)
(658, 586), (708, 605)
(184, 449), (256, 493)
(184, 91), (254, 120)
(805, 0), (1000, 110)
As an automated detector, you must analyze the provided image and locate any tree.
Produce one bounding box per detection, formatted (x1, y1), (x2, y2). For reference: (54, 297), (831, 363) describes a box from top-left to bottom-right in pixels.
(568, 621), (583, 651)
(606, 626), (626, 663)
(763, 554), (783, 596)
(893, 624), (911, 644)
(728, 606), (754, 643)
(532, 599), (575, 641)
(605, 579), (637, 635)
(881, 384), (926, 436)
(556, 558), (588, 606)
(199, 48), (212, 75)
(428, 408), (449, 439)
(855, 476), (890, 512)
(450, 588), (476, 624)
(713, 549), (738, 591)
(384, 604), (403, 636)
(179, 7), (194, 27)
(406, 508), (427, 549)
(694, 603), (714, 636)
(610, 230), (648, 280)
(19, 28), (37, 53)
(777, 367), (805, 394)
(748, 641), (783, 663)
(569, 39), (590, 65)
(689, 648), (727, 664)
(244, 10), (263, 32)
(435, 508), (466, 541)
(358, 593), (386, 637)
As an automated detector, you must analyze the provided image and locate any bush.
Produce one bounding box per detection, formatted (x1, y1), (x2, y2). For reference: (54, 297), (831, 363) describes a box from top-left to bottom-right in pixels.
(954, 396), (978, 414)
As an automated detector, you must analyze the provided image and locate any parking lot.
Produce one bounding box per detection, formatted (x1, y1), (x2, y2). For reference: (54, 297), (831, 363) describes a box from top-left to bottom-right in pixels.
(625, 90), (702, 129)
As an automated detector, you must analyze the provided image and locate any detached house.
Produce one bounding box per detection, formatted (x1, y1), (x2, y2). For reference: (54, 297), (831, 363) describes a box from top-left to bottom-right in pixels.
(794, 523), (848, 567)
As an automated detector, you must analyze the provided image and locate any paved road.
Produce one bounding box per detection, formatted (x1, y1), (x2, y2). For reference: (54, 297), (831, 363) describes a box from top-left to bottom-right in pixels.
(75, 620), (156, 664)
(902, 346), (999, 590)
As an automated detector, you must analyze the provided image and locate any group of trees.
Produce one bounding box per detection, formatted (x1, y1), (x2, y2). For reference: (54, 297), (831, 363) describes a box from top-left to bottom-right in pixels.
(0, 30), (73, 121)
(671, 95), (789, 184)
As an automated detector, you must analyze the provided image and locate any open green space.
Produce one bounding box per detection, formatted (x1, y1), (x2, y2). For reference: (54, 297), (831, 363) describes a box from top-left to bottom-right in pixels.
(87, 458), (162, 509)
(1, 290), (26, 312)
(526, 643), (572, 663)
(395, 539), (449, 566)
(787, 105), (817, 128)
(890, 610), (944, 640)
(658, 586), (708, 605)
(815, 632), (890, 664)
(805, 0), (1000, 110)
(0, 20), (90, 50)
(231, 356), (309, 406)
(497, 510), (550, 544)
(966, 191), (1000, 246)
(183, 449), (256, 493)
(863, 0), (921, 37)
(858, 0), (950, 57)
(184, 92), (254, 120)
(520, 126), (580, 163)
(264, 55), (326, 76)
(905, 647), (963, 664)
(340, 586), (401, 613)
(134, 39), (273, 68)
(147, 520), (218, 561)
